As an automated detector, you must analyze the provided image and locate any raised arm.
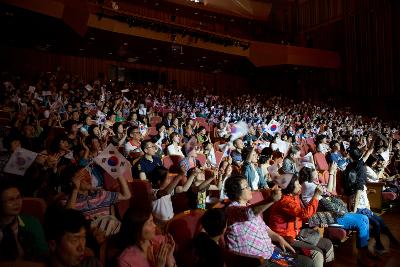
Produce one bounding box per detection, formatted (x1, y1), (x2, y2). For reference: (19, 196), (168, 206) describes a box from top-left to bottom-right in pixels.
(251, 185), (282, 216)
(156, 175), (182, 199)
(116, 176), (132, 201)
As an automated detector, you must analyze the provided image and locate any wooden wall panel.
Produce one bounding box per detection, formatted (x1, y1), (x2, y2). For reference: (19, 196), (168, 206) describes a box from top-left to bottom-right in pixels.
(0, 46), (248, 94)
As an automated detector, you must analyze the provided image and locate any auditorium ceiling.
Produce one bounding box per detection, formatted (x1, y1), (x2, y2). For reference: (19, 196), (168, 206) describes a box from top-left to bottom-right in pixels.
(0, 2), (254, 75)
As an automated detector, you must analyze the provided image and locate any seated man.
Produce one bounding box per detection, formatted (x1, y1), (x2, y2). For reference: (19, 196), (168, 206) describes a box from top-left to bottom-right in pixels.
(223, 175), (313, 267)
(135, 140), (163, 180)
(193, 208), (226, 267)
(44, 207), (102, 267)
(230, 139), (244, 167)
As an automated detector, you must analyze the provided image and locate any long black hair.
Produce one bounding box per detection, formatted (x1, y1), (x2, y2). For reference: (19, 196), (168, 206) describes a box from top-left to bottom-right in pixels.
(118, 200), (153, 250)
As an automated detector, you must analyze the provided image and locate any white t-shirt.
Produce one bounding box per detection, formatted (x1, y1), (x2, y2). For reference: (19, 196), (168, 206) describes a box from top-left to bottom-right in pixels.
(366, 166), (379, 182)
(271, 143), (279, 151)
(351, 185), (370, 210)
(317, 143), (330, 154)
(301, 181), (317, 205)
(124, 141), (141, 155)
(152, 189), (174, 221)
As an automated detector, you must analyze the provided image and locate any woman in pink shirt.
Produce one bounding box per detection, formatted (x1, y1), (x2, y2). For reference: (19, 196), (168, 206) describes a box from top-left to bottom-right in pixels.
(117, 204), (176, 267)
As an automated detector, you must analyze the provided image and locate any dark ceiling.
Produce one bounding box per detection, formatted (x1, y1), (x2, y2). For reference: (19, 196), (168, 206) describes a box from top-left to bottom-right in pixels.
(0, 3), (254, 75)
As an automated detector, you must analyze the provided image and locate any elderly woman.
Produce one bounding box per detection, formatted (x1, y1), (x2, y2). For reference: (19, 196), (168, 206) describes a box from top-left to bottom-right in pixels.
(223, 175), (313, 267)
(268, 174), (334, 267)
(241, 147), (268, 190)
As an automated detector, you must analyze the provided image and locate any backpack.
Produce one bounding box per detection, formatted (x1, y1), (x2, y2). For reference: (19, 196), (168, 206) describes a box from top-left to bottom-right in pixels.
(343, 163), (358, 196)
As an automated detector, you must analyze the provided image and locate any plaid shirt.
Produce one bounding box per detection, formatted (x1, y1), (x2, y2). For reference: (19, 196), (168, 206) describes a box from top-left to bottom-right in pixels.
(225, 201), (275, 260)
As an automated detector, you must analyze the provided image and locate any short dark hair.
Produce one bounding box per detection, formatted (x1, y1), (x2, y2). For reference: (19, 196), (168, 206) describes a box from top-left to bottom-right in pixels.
(156, 123), (164, 131)
(44, 206), (88, 242)
(201, 208), (226, 238)
(348, 147), (362, 161)
(258, 155), (269, 165)
(299, 167), (314, 184)
(281, 174), (299, 195)
(329, 140), (339, 149)
(287, 146), (300, 157)
(141, 140), (152, 152)
(2, 133), (22, 151)
(261, 147), (273, 159)
(113, 122), (123, 134)
(224, 175), (246, 201)
(0, 180), (21, 214)
(63, 120), (77, 132)
(49, 134), (69, 153)
(127, 126), (139, 137)
(241, 147), (254, 162)
(197, 126), (206, 133)
(150, 166), (169, 187)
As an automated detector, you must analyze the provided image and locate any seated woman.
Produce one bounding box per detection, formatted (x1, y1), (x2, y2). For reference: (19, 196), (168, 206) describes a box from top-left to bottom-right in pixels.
(117, 204), (176, 267)
(65, 166), (131, 237)
(241, 147), (268, 191)
(223, 175), (313, 267)
(0, 182), (48, 261)
(269, 173), (334, 267)
(299, 165), (383, 266)
(281, 146), (301, 175)
(167, 132), (184, 158)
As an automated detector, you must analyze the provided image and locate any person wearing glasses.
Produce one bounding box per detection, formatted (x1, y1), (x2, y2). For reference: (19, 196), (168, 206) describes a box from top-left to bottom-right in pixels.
(223, 175), (313, 267)
(135, 140), (162, 181)
(124, 126), (142, 158)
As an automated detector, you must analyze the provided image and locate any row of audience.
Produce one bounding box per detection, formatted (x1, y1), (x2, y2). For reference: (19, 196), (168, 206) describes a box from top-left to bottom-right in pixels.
(0, 71), (399, 267)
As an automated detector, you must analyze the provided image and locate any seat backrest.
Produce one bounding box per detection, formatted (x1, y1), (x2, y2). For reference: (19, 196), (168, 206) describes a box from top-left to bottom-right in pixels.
(150, 116), (162, 125)
(163, 155), (183, 172)
(249, 191), (264, 205)
(166, 209), (205, 267)
(162, 155), (174, 169)
(147, 126), (158, 136)
(129, 180), (152, 207)
(171, 192), (191, 214)
(314, 152), (329, 171)
(21, 197), (47, 223)
(196, 154), (207, 167)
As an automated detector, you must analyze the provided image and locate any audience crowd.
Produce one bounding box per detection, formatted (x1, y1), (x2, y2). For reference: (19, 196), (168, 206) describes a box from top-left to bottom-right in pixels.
(0, 71), (399, 267)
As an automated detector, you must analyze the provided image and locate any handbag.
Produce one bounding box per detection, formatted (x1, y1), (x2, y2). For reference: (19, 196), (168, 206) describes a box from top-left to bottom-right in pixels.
(308, 211), (336, 228)
(318, 196), (348, 217)
(297, 228), (321, 246)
